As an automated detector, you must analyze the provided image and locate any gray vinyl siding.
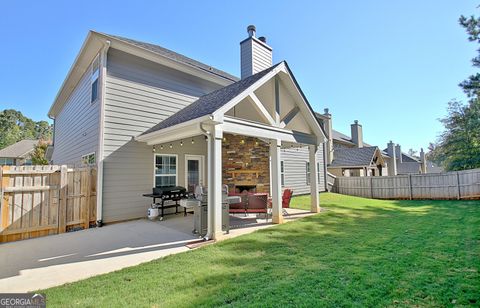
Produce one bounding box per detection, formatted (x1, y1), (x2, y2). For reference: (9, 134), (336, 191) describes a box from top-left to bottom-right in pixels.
(280, 146), (326, 196)
(102, 49), (223, 223)
(251, 41), (272, 73)
(52, 60), (100, 165)
(240, 39), (272, 78)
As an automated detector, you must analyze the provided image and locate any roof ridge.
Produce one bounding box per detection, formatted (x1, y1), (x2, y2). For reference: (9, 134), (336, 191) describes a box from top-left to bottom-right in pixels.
(97, 32), (239, 82)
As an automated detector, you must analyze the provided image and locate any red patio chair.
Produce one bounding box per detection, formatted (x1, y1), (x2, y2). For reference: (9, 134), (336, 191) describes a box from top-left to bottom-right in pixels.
(268, 189), (293, 216)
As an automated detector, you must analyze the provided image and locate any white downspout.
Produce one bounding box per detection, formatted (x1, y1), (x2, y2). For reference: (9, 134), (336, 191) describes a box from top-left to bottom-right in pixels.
(96, 40), (110, 227)
(200, 123), (213, 240)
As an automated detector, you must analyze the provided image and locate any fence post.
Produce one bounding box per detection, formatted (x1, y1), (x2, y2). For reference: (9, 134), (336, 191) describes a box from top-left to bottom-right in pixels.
(58, 165), (68, 233)
(84, 168), (91, 229)
(1, 166), (10, 232)
(408, 174), (413, 200)
(370, 176), (374, 199)
(456, 171), (461, 200)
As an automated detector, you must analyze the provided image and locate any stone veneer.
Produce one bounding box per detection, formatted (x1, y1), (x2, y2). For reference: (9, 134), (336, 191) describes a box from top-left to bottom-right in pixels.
(222, 133), (270, 194)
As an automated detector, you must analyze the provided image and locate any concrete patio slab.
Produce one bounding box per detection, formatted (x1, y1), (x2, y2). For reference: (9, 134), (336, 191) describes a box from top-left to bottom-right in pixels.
(0, 208), (313, 292)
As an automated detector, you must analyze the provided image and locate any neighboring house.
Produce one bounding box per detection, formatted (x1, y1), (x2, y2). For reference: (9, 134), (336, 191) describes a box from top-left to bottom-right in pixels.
(425, 160), (444, 173)
(316, 110), (387, 177)
(383, 142), (427, 175)
(49, 26), (327, 239)
(0, 139), (38, 166)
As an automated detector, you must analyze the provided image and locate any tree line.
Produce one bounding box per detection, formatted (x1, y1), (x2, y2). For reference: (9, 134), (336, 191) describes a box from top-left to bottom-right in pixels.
(0, 109), (53, 164)
(429, 13), (480, 171)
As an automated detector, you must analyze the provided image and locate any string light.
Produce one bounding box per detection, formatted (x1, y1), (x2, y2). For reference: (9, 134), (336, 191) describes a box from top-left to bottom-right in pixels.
(191, 139), (195, 144)
(152, 145), (156, 153)
(169, 144), (173, 149)
(240, 139), (245, 145)
(180, 140), (183, 147)
(160, 145), (164, 150)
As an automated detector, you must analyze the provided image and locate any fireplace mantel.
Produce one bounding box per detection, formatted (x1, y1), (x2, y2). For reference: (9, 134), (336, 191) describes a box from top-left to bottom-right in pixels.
(225, 170), (260, 179)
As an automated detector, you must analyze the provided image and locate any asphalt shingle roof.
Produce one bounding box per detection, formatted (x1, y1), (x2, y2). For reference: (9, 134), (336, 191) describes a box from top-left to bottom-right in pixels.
(0, 140), (38, 158)
(397, 162), (421, 174)
(101, 33), (239, 82)
(141, 63), (281, 135)
(329, 146), (378, 167)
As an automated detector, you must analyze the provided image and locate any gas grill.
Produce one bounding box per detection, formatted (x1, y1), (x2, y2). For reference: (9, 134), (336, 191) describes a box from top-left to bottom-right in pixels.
(143, 186), (188, 220)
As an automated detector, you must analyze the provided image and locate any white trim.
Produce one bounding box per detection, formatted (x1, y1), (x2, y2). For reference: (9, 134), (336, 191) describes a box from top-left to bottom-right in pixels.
(248, 93), (276, 126)
(153, 153), (179, 187)
(213, 63), (287, 116)
(184, 154), (205, 191)
(96, 41), (110, 224)
(277, 72), (326, 144)
(222, 116), (318, 145)
(135, 116), (210, 144)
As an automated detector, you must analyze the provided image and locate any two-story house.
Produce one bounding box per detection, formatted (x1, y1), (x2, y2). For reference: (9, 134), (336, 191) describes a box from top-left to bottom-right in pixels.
(49, 26), (327, 240)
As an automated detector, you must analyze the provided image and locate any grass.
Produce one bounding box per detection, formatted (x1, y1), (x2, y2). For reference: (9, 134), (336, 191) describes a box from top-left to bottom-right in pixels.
(43, 193), (479, 307)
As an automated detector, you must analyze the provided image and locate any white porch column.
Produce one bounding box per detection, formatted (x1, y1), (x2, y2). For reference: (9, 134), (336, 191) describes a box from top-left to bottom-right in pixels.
(270, 138), (283, 224)
(309, 145), (321, 213)
(207, 125), (224, 240)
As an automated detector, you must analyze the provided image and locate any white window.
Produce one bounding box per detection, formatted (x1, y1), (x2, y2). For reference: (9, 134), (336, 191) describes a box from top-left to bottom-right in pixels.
(91, 56), (100, 103)
(0, 158), (15, 166)
(155, 154), (177, 187)
(81, 153), (96, 166)
(280, 161), (285, 186)
(306, 162), (310, 185)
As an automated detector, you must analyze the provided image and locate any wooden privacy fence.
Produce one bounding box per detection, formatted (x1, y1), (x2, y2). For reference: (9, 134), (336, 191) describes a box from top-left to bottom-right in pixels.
(332, 168), (480, 200)
(0, 165), (97, 243)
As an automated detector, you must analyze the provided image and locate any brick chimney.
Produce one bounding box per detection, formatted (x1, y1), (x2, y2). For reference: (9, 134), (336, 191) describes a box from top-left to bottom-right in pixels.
(420, 148), (427, 173)
(387, 141), (397, 176)
(240, 25), (273, 79)
(395, 144), (403, 163)
(323, 108), (334, 164)
(350, 120), (363, 148)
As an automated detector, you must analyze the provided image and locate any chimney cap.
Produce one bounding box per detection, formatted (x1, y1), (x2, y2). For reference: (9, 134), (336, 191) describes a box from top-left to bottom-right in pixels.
(354, 120), (359, 124)
(324, 108), (330, 114)
(258, 36), (267, 43)
(247, 25), (256, 37)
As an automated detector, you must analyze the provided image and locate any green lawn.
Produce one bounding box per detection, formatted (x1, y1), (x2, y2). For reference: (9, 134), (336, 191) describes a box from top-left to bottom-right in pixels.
(43, 193), (480, 307)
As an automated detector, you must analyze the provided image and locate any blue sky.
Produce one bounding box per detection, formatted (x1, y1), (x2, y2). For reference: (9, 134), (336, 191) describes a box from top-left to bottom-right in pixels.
(0, 0), (477, 151)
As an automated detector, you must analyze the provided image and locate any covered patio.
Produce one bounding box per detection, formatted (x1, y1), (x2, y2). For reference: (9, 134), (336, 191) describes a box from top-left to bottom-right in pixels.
(136, 62), (326, 240)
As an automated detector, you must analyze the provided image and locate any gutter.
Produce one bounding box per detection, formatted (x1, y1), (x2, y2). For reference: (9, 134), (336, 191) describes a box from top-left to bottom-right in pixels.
(96, 40), (111, 227)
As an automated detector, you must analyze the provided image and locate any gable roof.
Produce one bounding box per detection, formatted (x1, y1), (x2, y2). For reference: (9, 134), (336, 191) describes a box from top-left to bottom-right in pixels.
(101, 33), (239, 82)
(49, 31), (238, 118)
(141, 63), (280, 135)
(382, 149), (420, 162)
(329, 146), (379, 167)
(332, 130), (355, 145)
(0, 140), (38, 158)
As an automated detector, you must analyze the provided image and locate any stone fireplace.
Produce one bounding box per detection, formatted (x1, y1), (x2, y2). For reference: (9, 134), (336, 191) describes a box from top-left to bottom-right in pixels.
(222, 134), (270, 194)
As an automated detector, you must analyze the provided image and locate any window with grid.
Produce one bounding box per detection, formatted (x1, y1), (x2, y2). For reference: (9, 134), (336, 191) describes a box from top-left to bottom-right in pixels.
(155, 155), (177, 187)
(91, 56), (100, 103)
(81, 153), (96, 166)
